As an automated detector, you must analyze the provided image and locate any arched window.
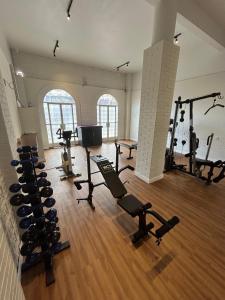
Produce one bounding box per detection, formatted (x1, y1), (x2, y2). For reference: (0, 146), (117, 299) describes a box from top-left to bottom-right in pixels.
(97, 94), (118, 140)
(43, 89), (77, 145)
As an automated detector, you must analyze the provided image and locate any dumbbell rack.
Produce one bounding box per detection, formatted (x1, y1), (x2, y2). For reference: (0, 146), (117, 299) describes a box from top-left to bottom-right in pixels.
(9, 146), (70, 286)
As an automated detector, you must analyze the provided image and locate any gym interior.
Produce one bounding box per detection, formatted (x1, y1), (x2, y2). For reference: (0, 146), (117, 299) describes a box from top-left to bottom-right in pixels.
(0, 1), (225, 299)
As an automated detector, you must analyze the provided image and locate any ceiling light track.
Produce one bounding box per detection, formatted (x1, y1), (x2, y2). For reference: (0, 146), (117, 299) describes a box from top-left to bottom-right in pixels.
(67, 0), (74, 20)
(116, 61), (130, 71)
(53, 40), (59, 57)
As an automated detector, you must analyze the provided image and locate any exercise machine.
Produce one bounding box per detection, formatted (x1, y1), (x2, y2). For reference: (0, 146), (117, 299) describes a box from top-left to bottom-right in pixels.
(74, 142), (134, 209)
(117, 141), (138, 159)
(165, 92), (225, 184)
(56, 127), (80, 180)
(74, 143), (179, 245)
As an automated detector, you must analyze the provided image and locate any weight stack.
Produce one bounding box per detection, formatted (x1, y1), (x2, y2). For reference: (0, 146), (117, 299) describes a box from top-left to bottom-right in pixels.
(9, 145), (70, 286)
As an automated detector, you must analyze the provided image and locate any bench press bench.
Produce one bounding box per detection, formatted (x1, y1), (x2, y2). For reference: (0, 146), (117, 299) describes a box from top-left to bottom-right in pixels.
(94, 156), (179, 245)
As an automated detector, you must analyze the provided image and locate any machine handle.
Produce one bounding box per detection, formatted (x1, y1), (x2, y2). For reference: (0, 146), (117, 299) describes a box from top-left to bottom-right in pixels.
(155, 216), (180, 238)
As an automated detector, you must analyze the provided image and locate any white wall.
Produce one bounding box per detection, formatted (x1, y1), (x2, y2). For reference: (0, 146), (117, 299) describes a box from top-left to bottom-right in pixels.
(129, 70), (225, 161)
(0, 29), (25, 299)
(13, 51), (127, 148)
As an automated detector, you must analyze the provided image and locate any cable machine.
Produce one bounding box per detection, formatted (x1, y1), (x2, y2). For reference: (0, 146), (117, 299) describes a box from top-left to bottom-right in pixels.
(165, 92), (225, 184)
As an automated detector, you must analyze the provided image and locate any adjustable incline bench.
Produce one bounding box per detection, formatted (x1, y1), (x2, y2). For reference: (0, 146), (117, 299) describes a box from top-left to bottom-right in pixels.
(92, 155), (179, 245)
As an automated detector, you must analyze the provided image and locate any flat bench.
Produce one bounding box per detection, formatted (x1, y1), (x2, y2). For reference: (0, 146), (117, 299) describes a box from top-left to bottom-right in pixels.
(118, 142), (138, 159)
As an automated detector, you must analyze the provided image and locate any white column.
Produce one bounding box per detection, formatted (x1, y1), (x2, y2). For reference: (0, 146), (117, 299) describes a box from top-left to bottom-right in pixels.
(136, 0), (179, 183)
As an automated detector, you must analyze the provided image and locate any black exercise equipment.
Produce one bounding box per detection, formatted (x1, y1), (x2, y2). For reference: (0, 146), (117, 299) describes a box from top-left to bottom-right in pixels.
(9, 145), (70, 286)
(117, 141), (138, 159)
(74, 143), (179, 245)
(165, 92), (225, 184)
(204, 97), (224, 115)
(56, 127), (80, 180)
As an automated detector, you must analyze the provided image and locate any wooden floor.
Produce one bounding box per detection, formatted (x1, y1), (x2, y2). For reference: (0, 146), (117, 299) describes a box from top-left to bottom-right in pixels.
(22, 143), (225, 300)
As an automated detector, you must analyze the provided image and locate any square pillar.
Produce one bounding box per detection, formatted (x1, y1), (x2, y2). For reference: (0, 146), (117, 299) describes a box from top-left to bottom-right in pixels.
(136, 40), (179, 183)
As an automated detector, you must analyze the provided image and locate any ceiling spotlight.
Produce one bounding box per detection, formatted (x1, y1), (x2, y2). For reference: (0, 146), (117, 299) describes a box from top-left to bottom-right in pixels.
(16, 70), (24, 78)
(53, 40), (59, 57)
(174, 33), (182, 44)
(67, 0), (73, 20)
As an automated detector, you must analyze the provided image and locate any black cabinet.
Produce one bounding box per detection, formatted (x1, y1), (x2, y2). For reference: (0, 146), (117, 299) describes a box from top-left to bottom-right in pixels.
(78, 126), (102, 147)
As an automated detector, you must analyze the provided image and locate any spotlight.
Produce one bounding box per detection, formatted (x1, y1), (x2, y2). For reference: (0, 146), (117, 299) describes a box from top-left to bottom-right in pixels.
(174, 33), (182, 44)
(53, 40), (59, 57)
(16, 70), (24, 78)
(67, 0), (73, 21)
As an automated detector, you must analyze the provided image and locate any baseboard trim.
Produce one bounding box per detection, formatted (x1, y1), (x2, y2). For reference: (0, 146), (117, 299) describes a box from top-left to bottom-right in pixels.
(135, 172), (164, 184)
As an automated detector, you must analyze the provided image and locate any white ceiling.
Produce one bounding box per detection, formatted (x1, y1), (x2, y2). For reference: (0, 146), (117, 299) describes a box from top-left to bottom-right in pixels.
(0, 0), (225, 80)
(0, 0), (153, 72)
(194, 0), (225, 29)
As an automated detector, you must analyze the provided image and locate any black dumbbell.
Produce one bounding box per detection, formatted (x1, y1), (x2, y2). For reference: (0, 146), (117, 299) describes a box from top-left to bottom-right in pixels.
(20, 241), (36, 256)
(16, 167), (24, 174)
(40, 187), (53, 198)
(174, 138), (178, 147)
(45, 208), (57, 222)
(37, 178), (51, 187)
(9, 183), (22, 193)
(10, 194), (25, 206)
(37, 172), (47, 178)
(35, 162), (45, 170)
(22, 183), (38, 194)
(182, 140), (186, 146)
(19, 216), (34, 229)
(45, 221), (57, 233)
(17, 205), (33, 218)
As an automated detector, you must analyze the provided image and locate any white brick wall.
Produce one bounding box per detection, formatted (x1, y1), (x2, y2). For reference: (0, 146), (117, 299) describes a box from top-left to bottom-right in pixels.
(0, 219), (25, 300)
(136, 40), (179, 182)
(0, 74), (25, 299)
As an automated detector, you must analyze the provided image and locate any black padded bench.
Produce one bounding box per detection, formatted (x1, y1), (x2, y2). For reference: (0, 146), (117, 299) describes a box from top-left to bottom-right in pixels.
(118, 142), (138, 159)
(118, 194), (151, 217)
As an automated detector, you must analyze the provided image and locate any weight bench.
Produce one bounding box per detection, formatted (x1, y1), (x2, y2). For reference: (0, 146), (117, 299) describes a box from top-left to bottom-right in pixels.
(117, 142), (138, 159)
(94, 158), (179, 245)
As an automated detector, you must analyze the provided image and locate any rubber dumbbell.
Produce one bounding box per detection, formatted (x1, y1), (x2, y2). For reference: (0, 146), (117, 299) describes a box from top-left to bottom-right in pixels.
(16, 167), (24, 174)
(25, 194), (41, 205)
(31, 146), (37, 151)
(19, 216), (34, 229)
(182, 140), (186, 146)
(37, 178), (51, 188)
(22, 183), (38, 194)
(20, 241), (36, 256)
(11, 160), (20, 167)
(44, 197), (56, 208)
(9, 183), (22, 193)
(17, 205), (33, 218)
(40, 187), (53, 198)
(180, 110), (185, 122)
(174, 138), (178, 147)
(10, 194), (25, 206)
(35, 162), (45, 170)
(37, 172), (47, 178)
(45, 208), (57, 221)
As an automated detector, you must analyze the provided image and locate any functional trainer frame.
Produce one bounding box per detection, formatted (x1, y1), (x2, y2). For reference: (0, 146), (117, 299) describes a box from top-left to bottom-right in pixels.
(165, 92), (224, 184)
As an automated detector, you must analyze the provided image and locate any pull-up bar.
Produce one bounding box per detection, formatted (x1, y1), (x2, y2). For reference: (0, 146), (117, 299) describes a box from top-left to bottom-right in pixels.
(175, 92), (221, 105)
